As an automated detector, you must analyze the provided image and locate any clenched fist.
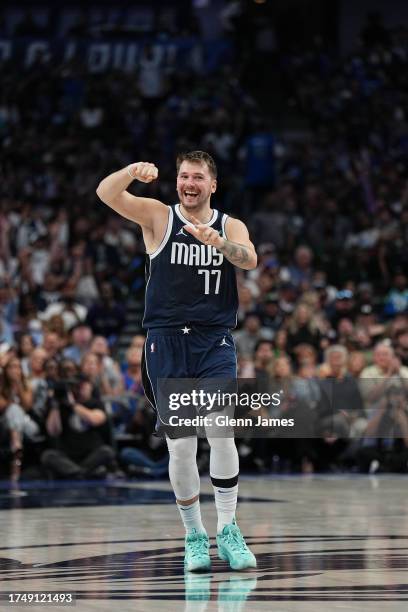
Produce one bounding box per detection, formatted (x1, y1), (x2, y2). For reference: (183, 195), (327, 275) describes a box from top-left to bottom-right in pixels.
(128, 162), (158, 183)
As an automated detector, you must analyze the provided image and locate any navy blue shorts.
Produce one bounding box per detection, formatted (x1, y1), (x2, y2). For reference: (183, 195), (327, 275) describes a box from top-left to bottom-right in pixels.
(142, 326), (237, 438)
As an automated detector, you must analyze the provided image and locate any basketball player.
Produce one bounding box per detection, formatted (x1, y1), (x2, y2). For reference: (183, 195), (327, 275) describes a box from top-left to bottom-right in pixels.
(96, 151), (257, 571)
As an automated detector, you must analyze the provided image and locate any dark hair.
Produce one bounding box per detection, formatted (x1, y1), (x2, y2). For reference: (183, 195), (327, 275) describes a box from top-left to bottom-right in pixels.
(254, 339), (274, 354)
(176, 151), (217, 178)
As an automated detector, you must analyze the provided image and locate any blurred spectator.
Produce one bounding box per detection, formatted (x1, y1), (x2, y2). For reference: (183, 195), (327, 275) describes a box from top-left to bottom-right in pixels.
(285, 246), (314, 290)
(18, 333), (35, 376)
(41, 376), (115, 479)
(384, 273), (408, 317)
(287, 304), (322, 355)
(253, 340), (274, 389)
(348, 351), (367, 378)
(358, 386), (408, 474)
(90, 336), (123, 395)
(360, 342), (408, 418)
(79, 352), (108, 396)
(39, 280), (87, 331)
(42, 331), (63, 360)
(257, 291), (284, 333)
(318, 345), (366, 439)
(63, 324), (93, 364)
(395, 328), (408, 367)
(86, 282), (126, 343)
(273, 329), (288, 358)
(233, 313), (273, 358)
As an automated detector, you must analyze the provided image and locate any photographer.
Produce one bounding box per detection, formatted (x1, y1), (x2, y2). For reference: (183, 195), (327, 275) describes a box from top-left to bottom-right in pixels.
(357, 386), (408, 473)
(41, 370), (115, 479)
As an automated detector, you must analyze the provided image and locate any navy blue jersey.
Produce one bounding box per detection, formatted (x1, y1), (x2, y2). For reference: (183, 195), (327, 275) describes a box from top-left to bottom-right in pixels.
(143, 204), (238, 329)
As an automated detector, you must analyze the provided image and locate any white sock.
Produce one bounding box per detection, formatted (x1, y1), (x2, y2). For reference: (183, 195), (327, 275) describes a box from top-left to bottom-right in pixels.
(213, 484), (238, 533)
(177, 499), (206, 535)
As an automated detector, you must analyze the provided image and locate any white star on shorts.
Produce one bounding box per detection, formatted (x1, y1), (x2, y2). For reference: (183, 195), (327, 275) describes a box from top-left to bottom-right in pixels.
(181, 326), (191, 334)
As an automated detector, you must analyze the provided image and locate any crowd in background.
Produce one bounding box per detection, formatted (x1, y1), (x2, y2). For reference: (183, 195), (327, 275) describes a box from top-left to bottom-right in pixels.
(0, 8), (407, 481)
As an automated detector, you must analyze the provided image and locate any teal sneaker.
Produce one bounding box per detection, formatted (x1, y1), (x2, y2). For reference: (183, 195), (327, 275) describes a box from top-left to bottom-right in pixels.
(216, 520), (257, 570)
(184, 529), (211, 572)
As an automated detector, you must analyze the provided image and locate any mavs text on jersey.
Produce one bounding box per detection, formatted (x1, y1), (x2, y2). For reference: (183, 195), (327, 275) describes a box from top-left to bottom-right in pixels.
(143, 204), (238, 330)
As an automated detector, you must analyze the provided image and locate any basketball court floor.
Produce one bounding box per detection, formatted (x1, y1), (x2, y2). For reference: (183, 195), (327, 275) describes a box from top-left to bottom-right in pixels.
(0, 474), (407, 611)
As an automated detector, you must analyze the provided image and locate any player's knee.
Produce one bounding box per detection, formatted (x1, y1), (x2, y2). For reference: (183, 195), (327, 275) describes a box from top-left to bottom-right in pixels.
(207, 436), (236, 452)
(166, 436), (197, 460)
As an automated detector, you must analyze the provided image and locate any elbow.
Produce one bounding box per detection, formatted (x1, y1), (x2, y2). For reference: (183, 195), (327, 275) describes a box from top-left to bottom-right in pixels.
(246, 253), (258, 270)
(96, 181), (111, 204)
(96, 183), (105, 202)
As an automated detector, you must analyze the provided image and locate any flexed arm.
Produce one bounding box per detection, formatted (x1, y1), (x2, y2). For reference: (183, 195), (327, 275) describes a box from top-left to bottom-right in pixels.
(96, 162), (167, 229)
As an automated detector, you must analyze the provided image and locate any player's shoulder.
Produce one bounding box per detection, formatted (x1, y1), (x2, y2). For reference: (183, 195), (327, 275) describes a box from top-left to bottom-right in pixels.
(224, 215), (250, 237)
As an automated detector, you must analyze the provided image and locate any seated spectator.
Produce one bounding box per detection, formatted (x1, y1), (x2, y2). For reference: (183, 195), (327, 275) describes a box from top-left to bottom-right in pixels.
(318, 345), (366, 439)
(0, 388), (21, 481)
(270, 355), (317, 472)
(285, 245), (315, 290)
(17, 333), (35, 377)
(0, 355), (42, 480)
(1, 355), (34, 416)
(384, 273), (408, 317)
(62, 324), (93, 364)
(108, 346), (145, 435)
(358, 386), (408, 474)
(80, 351), (112, 396)
(41, 331), (63, 361)
(292, 343), (318, 370)
(348, 351), (367, 378)
(38, 280), (87, 332)
(0, 282), (17, 346)
(360, 341), (408, 419)
(0, 415), (13, 479)
(257, 292), (285, 333)
(327, 290), (356, 328)
(336, 318), (355, 350)
(394, 328), (408, 367)
(28, 347), (48, 386)
(41, 375), (115, 479)
(292, 362), (321, 411)
(90, 336), (123, 396)
(130, 334), (146, 352)
(253, 340), (275, 389)
(287, 303), (322, 356)
(233, 313), (273, 358)
(237, 283), (256, 328)
(273, 329), (288, 358)
(45, 314), (69, 347)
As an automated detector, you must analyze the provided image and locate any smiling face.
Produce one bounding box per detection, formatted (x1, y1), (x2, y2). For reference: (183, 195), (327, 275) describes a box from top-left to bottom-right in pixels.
(176, 160), (217, 213)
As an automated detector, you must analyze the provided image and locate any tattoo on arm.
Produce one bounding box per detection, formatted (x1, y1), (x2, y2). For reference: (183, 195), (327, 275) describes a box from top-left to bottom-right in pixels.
(219, 239), (250, 265)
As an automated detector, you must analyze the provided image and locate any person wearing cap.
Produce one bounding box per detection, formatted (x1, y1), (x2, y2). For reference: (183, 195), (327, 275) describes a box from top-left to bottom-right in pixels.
(257, 291), (284, 332)
(327, 289), (356, 328)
